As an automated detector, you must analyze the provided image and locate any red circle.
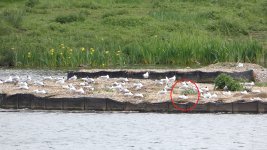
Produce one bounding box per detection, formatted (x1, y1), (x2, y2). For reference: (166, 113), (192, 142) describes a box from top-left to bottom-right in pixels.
(169, 79), (200, 112)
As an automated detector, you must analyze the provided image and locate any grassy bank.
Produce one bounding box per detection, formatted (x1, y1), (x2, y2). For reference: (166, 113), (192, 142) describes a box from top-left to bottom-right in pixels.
(0, 0), (266, 68)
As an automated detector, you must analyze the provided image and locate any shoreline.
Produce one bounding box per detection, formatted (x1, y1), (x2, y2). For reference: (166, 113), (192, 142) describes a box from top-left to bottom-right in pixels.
(1, 93), (267, 113)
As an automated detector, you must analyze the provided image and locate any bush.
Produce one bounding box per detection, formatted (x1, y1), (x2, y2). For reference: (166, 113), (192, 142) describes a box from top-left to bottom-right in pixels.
(55, 14), (85, 24)
(2, 9), (25, 28)
(25, 0), (39, 8)
(214, 73), (243, 91)
(0, 49), (15, 67)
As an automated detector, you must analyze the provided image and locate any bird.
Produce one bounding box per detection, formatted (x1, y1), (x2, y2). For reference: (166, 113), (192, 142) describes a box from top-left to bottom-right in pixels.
(143, 72), (149, 78)
(26, 75), (32, 82)
(243, 82), (255, 86)
(0, 79), (3, 84)
(223, 91), (232, 95)
(133, 82), (143, 90)
(124, 92), (133, 96)
(75, 88), (85, 94)
(155, 80), (164, 85)
(68, 75), (77, 81)
(250, 97), (262, 101)
(33, 89), (47, 94)
(18, 82), (28, 87)
(81, 77), (95, 83)
(34, 81), (45, 86)
(178, 94), (188, 99)
(12, 75), (20, 82)
(83, 86), (94, 91)
(158, 88), (167, 95)
(118, 78), (129, 82)
(202, 92), (212, 99)
(62, 85), (69, 89)
(223, 86), (228, 91)
(134, 93), (144, 98)
(80, 82), (88, 86)
(4, 76), (13, 83)
(240, 90), (248, 95)
(99, 75), (109, 80)
(180, 82), (189, 89)
(56, 78), (65, 84)
(201, 86), (209, 92)
(68, 84), (76, 93)
(237, 63), (244, 68)
(252, 90), (261, 93)
(160, 77), (169, 84)
(169, 75), (176, 82)
(120, 88), (130, 93)
(43, 76), (53, 80)
(18, 84), (29, 90)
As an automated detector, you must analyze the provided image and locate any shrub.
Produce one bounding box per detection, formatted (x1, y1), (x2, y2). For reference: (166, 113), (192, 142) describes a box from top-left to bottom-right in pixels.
(214, 73), (243, 91)
(2, 9), (25, 28)
(55, 14), (85, 24)
(25, 0), (39, 8)
(0, 49), (15, 67)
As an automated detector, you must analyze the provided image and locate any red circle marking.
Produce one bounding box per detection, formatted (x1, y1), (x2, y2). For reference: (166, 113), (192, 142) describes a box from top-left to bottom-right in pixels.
(170, 79), (200, 112)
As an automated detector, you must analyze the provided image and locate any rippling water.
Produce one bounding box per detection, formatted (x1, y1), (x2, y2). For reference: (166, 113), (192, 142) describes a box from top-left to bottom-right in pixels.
(0, 111), (266, 150)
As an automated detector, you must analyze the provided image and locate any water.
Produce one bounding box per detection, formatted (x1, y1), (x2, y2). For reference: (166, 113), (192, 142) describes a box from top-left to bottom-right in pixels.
(0, 111), (266, 150)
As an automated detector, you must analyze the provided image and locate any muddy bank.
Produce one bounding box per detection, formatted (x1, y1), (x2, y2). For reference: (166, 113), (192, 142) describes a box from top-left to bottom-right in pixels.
(1, 93), (267, 113)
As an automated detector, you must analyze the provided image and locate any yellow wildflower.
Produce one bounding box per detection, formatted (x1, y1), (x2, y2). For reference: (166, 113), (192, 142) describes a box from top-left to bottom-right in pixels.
(27, 52), (31, 58)
(90, 48), (95, 52)
(69, 49), (73, 52)
(60, 52), (63, 55)
(60, 44), (64, 47)
(105, 51), (109, 54)
(81, 47), (85, 52)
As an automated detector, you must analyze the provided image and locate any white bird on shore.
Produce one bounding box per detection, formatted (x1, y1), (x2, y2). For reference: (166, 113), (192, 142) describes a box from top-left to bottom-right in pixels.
(75, 88), (85, 94)
(43, 76), (53, 80)
(201, 86), (209, 92)
(240, 90), (248, 95)
(80, 82), (88, 86)
(18, 84), (29, 90)
(83, 85), (94, 91)
(56, 78), (65, 84)
(68, 84), (76, 92)
(169, 75), (176, 82)
(99, 75), (109, 80)
(4, 76), (13, 83)
(223, 91), (232, 96)
(243, 82), (255, 86)
(134, 93), (144, 98)
(143, 72), (149, 78)
(62, 85), (69, 89)
(178, 94), (188, 100)
(158, 88), (167, 95)
(68, 75), (77, 81)
(250, 97), (262, 101)
(81, 77), (95, 83)
(12, 75), (20, 82)
(120, 88), (130, 93)
(124, 92), (134, 96)
(18, 82), (28, 87)
(237, 63), (244, 68)
(223, 86), (228, 91)
(26, 75), (32, 82)
(0, 79), (3, 84)
(155, 79), (164, 85)
(118, 78), (129, 82)
(160, 77), (169, 84)
(34, 81), (44, 86)
(33, 89), (47, 94)
(180, 82), (189, 89)
(252, 90), (261, 93)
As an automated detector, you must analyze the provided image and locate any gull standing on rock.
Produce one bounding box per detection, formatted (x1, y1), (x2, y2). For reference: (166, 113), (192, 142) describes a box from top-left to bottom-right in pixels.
(124, 92), (134, 96)
(4, 76), (13, 83)
(43, 76), (53, 81)
(75, 88), (85, 94)
(56, 77), (65, 84)
(143, 72), (149, 79)
(158, 88), (167, 95)
(0, 79), (3, 84)
(68, 75), (77, 81)
(33, 89), (47, 94)
(178, 94), (188, 100)
(34, 81), (45, 86)
(99, 75), (109, 80)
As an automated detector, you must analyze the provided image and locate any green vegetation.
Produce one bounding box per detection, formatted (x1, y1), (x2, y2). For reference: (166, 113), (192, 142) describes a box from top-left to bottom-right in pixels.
(0, 0), (266, 68)
(214, 74), (243, 91)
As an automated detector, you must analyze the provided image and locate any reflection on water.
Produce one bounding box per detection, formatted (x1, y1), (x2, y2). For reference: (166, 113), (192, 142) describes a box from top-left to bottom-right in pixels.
(0, 111), (266, 150)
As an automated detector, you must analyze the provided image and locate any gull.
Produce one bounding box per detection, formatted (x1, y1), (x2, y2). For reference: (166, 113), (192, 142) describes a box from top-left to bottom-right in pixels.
(56, 78), (65, 84)
(134, 93), (144, 98)
(68, 75), (77, 81)
(158, 88), (167, 95)
(12, 75), (20, 82)
(178, 94), (188, 100)
(68, 84), (76, 92)
(180, 82), (189, 89)
(240, 90), (248, 95)
(120, 88), (130, 93)
(75, 88), (85, 94)
(80, 82), (89, 86)
(250, 97), (262, 101)
(18, 84), (29, 90)
(164, 84), (172, 91)
(62, 85), (69, 89)
(33, 89), (47, 94)
(0, 79), (3, 84)
(143, 72), (149, 78)
(252, 90), (261, 93)
(99, 75), (109, 79)
(81, 77), (95, 83)
(43, 76), (53, 80)
(223, 86), (228, 91)
(201, 86), (209, 92)
(111, 84), (123, 90)
(118, 78), (129, 82)
(160, 77), (169, 84)
(237, 63), (244, 68)
(124, 92), (133, 96)
(4, 76), (13, 83)
(169, 75), (176, 82)
(155, 80), (164, 85)
(84, 86), (94, 91)
(211, 93), (218, 98)
(26, 75), (32, 82)
(203, 92), (212, 99)
(133, 82), (143, 90)
(243, 82), (255, 86)
(18, 82), (28, 87)
(34, 81), (44, 86)
(223, 91), (232, 96)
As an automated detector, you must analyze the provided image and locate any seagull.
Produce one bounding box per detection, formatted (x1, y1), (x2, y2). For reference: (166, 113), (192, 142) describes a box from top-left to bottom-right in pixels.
(240, 90), (248, 95)
(68, 84), (76, 92)
(252, 90), (261, 93)
(180, 82), (189, 89)
(118, 78), (129, 82)
(203, 92), (212, 99)
(99, 75), (109, 80)
(223, 91), (232, 96)
(243, 82), (255, 86)
(75, 88), (85, 94)
(223, 86), (228, 91)
(178, 94), (188, 99)
(68, 75), (77, 81)
(134, 93), (144, 98)
(80, 82), (89, 86)
(34, 81), (44, 86)
(169, 75), (176, 82)
(237, 63), (244, 67)
(81, 77), (95, 83)
(250, 97), (262, 101)
(33, 89), (47, 94)
(160, 77), (169, 84)
(12, 75), (20, 82)
(26, 75), (32, 82)
(18, 82), (28, 87)
(18, 84), (29, 90)
(43, 76), (53, 80)
(0, 79), (3, 84)
(201, 86), (209, 92)
(158, 88), (167, 95)
(124, 92), (134, 96)
(62, 85), (69, 89)
(155, 80), (164, 85)
(83, 85), (94, 91)
(56, 78), (65, 84)
(120, 88), (130, 93)
(4, 76), (13, 83)
(143, 72), (149, 78)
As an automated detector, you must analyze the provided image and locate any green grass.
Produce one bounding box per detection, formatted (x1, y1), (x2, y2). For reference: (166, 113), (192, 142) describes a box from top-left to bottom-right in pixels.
(0, 0), (266, 68)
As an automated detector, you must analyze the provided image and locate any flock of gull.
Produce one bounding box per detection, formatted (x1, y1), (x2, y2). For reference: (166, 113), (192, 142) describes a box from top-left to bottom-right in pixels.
(0, 71), (263, 101)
